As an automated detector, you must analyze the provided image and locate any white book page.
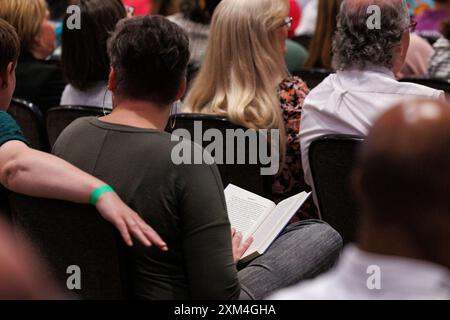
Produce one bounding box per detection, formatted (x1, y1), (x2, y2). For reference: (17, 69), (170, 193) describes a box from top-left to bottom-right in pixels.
(224, 184), (275, 240)
(242, 192), (311, 260)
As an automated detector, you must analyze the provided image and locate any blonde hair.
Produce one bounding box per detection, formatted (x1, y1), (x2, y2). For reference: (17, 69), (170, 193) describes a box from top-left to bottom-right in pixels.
(0, 0), (48, 52)
(184, 0), (289, 163)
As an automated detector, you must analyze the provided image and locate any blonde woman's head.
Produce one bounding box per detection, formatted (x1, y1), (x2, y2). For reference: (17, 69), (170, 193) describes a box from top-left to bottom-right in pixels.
(0, 0), (55, 59)
(209, 0), (290, 66)
(184, 0), (290, 131)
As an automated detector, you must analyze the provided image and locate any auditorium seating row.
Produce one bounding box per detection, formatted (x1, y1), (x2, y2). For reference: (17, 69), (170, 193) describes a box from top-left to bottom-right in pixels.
(4, 102), (363, 299)
(4, 72), (448, 299)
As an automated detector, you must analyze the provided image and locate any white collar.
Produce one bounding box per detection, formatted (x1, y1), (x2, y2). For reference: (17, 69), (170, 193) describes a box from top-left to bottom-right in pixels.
(338, 66), (396, 79)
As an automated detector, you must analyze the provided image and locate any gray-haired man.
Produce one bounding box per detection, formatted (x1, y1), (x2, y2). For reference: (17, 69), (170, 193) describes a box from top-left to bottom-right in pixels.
(299, 0), (446, 190)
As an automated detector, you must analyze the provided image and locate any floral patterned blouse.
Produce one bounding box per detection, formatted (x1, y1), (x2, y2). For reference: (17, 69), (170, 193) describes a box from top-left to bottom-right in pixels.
(273, 76), (316, 218)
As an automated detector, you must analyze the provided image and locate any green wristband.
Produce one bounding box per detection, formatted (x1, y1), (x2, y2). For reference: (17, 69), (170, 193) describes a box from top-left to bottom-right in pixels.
(90, 185), (115, 206)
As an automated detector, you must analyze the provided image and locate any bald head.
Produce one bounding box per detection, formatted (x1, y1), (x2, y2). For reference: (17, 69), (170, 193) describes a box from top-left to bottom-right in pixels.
(355, 99), (450, 221)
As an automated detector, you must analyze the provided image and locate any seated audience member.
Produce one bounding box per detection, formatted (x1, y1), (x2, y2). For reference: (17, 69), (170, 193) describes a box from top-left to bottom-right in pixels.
(168, 0), (221, 64)
(0, 0), (66, 113)
(184, 0), (311, 207)
(303, 0), (342, 70)
(300, 0), (446, 190)
(171, 0), (307, 75)
(399, 33), (435, 78)
(415, 0), (450, 35)
(428, 20), (450, 79)
(0, 18), (165, 250)
(271, 99), (450, 300)
(60, 0), (127, 109)
(53, 16), (342, 300)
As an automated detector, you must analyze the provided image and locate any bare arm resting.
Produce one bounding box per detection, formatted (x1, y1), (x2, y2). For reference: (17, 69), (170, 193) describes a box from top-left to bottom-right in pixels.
(0, 140), (167, 250)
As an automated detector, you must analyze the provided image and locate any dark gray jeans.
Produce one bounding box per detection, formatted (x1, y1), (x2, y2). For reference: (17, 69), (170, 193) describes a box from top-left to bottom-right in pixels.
(238, 220), (343, 300)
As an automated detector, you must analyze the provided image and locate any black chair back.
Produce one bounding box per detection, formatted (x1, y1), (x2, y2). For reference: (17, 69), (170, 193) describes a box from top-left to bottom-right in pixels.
(8, 193), (130, 300)
(166, 114), (273, 197)
(309, 135), (364, 244)
(46, 105), (109, 148)
(293, 69), (334, 89)
(400, 77), (450, 93)
(8, 98), (48, 151)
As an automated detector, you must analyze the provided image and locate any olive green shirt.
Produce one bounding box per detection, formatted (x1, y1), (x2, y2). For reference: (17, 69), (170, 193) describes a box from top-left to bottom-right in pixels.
(53, 117), (240, 300)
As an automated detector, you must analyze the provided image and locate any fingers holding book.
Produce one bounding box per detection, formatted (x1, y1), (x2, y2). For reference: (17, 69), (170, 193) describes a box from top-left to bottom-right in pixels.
(231, 228), (254, 264)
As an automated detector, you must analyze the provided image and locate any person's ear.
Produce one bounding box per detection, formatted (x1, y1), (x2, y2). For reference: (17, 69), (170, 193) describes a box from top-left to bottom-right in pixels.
(107, 67), (117, 92)
(175, 78), (187, 101)
(8, 62), (15, 77)
(0, 62), (15, 89)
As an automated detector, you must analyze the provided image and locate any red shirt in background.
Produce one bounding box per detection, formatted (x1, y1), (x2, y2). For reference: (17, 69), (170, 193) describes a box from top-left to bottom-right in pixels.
(289, 0), (302, 38)
(123, 0), (152, 16)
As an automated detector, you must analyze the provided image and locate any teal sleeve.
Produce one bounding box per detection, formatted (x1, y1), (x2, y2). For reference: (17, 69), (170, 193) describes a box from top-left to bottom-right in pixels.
(0, 112), (29, 146)
(285, 39), (309, 73)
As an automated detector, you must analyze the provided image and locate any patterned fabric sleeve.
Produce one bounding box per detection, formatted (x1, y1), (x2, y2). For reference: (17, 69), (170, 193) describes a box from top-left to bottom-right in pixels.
(272, 76), (309, 198)
(428, 39), (450, 80)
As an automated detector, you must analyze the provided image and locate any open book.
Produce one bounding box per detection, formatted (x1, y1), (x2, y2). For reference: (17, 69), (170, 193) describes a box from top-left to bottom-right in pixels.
(224, 184), (311, 263)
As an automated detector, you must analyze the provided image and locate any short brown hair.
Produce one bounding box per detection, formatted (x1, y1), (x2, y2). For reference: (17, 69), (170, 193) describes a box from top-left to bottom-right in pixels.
(107, 16), (190, 105)
(0, 0), (47, 52)
(0, 19), (20, 77)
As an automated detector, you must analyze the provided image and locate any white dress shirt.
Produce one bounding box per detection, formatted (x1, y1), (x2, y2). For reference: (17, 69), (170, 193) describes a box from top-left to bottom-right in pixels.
(269, 245), (450, 300)
(300, 67), (445, 188)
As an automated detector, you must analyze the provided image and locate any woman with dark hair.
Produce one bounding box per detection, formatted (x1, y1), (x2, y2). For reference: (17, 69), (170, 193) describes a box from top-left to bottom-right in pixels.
(168, 0), (221, 63)
(61, 0), (127, 108)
